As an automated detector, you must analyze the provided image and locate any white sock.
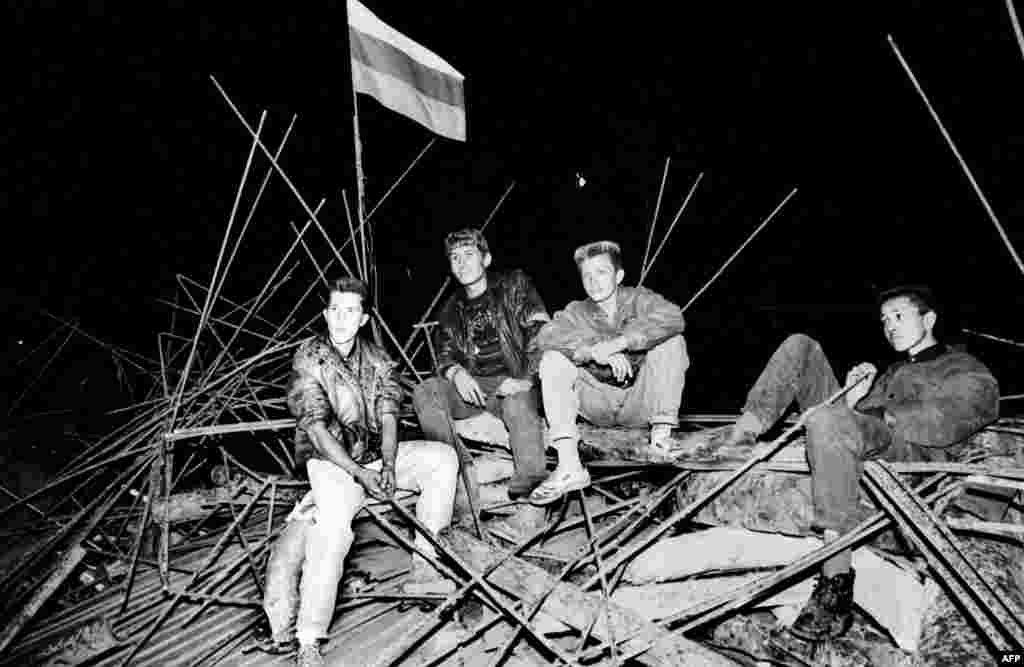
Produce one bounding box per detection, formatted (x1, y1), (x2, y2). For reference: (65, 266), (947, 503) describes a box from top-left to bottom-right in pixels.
(651, 423), (673, 442)
(552, 437), (582, 472)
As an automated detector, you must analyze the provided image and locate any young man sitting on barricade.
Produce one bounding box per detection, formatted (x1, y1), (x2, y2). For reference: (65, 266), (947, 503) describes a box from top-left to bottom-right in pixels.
(720, 284), (998, 640)
(529, 240), (689, 505)
(259, 277), (459, 667)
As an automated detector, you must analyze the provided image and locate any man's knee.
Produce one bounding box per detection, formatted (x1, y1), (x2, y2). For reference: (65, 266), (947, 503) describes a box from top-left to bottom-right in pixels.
(805, 404), (858, 451)
(645, 334), (689, 368)
(539, 350), (574, 379)
(428, 440), (459, 475)
(501, 389), (539, 420)
(781, 333), (823, 358)
(413, 377), (447, 412)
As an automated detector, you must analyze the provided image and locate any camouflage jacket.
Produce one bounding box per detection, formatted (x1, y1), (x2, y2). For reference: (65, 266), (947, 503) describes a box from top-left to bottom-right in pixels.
(286, 335), (402, 469)
(857, 344), (999, 451)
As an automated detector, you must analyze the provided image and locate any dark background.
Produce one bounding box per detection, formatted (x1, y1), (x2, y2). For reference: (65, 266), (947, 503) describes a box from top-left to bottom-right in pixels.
(4, 1), (1024, 425)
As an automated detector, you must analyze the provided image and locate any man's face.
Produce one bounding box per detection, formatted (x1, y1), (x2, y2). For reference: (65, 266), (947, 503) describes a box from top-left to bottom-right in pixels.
(880, 296), (936, 353)
(323, 290), (369, 348)
(449, 244), (490, 287)
(579, 254), (624, 304)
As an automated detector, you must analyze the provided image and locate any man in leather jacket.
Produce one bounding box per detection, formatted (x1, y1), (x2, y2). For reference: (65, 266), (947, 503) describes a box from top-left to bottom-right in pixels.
(261, 277), (459, 666)
(413, 229), (551, 508)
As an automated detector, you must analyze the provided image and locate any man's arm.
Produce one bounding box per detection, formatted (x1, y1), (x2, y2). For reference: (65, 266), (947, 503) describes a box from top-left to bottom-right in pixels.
(582, 288), (686, 364)
(306, 422), (363, 475)
(617, 287), (686, 352)
(529, 303), (600, 363)
(378, 412), (398, 496)
(373, 351), (401, 495)
(434, 300), (467, 379)
(509, 270), (552, 378)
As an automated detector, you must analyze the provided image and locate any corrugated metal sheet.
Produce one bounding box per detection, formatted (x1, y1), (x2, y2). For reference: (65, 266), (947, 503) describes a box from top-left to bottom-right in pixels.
(5, 516), (416, 666)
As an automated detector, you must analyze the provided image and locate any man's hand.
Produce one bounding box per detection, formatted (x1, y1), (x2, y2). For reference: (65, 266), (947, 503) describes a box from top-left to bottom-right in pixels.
(452, 368), (486, 407)
(354, 467), (388, 501)
(590, 338), (627, 365)
(607, 353), (633, 383)
(844, 362), (877, 408)
(378, 465), (396, 499)
(496, 378), (532, 396)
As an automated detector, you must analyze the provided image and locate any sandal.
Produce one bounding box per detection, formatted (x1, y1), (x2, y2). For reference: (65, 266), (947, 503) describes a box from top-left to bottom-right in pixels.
(528, 468), (591, 506)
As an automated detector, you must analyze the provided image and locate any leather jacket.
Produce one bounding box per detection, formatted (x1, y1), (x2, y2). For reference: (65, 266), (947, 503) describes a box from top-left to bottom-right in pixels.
(286, 335), (402, 470)
(434, 270), (549, 379)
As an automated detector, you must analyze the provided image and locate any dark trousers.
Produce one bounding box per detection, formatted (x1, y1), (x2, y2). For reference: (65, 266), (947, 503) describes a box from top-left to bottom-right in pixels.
(413, 374), (548, 490)
(742, 334), (943, 533)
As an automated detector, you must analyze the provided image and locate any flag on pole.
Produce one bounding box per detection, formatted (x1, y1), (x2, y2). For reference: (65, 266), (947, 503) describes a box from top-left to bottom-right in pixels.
(347, 0), (466, 142)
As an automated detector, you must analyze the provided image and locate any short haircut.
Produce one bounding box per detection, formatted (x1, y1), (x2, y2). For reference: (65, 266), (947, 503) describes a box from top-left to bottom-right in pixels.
(444, 228), (489, 257)
(325, 276), (370, 308)
(573, 240), (623, 270)
(877, 284), (937, 317)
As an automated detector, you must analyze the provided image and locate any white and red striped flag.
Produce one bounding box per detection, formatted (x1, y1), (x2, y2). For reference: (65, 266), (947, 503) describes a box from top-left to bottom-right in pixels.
(348, 0), (466, 142)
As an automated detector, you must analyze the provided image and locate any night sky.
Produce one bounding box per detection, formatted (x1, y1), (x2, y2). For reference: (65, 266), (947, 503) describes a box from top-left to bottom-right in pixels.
(5, 2), (1024, 416)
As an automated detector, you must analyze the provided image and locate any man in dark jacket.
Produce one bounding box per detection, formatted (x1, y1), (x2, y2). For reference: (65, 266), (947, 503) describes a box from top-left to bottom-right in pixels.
(413, 229), (551, 507)
(724, 285), (999, 641)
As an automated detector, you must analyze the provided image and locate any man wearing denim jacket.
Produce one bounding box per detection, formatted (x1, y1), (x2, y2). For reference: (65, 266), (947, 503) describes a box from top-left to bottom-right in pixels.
(529, 240), (689, 505)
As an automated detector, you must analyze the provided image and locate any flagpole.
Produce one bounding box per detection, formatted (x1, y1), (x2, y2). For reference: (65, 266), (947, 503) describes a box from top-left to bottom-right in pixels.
(345, 0), (384, 345)
(351, 89), (369, 285)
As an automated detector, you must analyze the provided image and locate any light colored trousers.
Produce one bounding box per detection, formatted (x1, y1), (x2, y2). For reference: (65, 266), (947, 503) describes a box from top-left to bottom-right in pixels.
(539, 335), (688, 442)
(262, 440), (458, 645)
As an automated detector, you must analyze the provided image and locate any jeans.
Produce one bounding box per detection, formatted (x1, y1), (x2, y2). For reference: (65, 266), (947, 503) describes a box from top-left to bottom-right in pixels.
(742, 334), (940, 533)
(413, 375), (547, 488)
(538, 335), (688, 441)
(262, 440), (458, 645)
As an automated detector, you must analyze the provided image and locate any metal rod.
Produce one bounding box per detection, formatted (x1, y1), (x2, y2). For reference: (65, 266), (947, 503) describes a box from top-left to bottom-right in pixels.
(1007, 0), (1024, 66)
(584, 375), (865, 588)
(639, 170), (703, 287)
(640, 156), (671, 278)
(888, 35), (1024, 279)
(680, 187), (797, 312)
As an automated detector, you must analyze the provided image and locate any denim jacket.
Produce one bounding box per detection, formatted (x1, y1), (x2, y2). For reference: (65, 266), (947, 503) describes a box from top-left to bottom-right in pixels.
(530, 286), (686, 381)
(286, 335), (402, 469)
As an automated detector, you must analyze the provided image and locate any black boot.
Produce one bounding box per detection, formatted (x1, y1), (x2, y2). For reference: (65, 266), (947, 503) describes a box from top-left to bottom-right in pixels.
(790, 570), (855, 640)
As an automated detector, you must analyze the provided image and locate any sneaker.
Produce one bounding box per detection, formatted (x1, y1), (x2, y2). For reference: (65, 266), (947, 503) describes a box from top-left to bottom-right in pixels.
(401, 558), (456, 596)
(528, 468), (591, 506)
(647, 424), (682, 462)
(789, 570), (856, 640)
(244, 621), (295, 655)
(296, 642), (325, 667)
(246, 636), (297, 655)
(727, 412), (764, 446)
